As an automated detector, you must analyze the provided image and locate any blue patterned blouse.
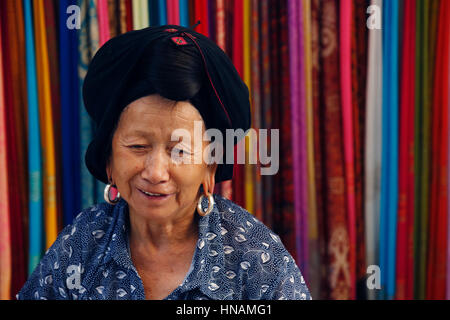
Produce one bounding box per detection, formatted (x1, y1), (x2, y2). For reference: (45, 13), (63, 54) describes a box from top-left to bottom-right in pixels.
(17, 194), (312, 300)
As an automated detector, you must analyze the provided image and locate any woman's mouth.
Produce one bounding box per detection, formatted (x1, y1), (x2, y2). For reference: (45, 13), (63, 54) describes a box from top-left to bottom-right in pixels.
(137, 188), (173, 202)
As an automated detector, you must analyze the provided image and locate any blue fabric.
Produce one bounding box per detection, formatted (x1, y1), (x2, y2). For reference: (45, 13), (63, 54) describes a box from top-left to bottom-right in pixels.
(380, 0), (399, 300)
(78, 0), (95, 210)
(23, 0), (43, 275)
(179, 0), (189, 27)
(17, 195), (311, 300)
(158, 0), (167, 25)
(59, 0), (81, 226)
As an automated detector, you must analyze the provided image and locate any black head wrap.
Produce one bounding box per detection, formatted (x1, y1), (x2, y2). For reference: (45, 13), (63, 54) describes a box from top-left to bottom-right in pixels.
(82, 25), (251, 184)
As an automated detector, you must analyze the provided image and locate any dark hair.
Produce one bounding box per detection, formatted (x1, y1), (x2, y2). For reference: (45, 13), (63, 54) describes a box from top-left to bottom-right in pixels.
(104, 36), (210, 174)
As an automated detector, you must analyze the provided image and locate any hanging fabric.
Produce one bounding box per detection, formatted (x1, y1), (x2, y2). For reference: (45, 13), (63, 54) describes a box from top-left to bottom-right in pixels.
(1, 0), (28, 296)
(364, 0), (383, 301)
(0, 14), (12, 300)
(351, 0), (368, 300)
(396, 0), (416, 300)
(427, 0), (449, 299)
(79, 0), (95, 210)
(310, 0), (327, 299)
(44, 0), (63, 232)
(97, 0), (111, 45)
(260, 0), (273, 229)
(179, 0), (189, 27)
(59, 0), (81, 227)
(303, 0), (319, 296)
(250, 0), (263, 222)
(319, 0), (350, 300)
(339, 0), (356, 299)
(24, 0), (43, 274)
(33, 0), (59, 250)
(231, 0), (245, 209)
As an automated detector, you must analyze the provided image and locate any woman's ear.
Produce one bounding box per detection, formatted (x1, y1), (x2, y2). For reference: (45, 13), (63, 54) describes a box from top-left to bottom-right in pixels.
(202, 163), (218, 194)
(106, 162), (112, 184)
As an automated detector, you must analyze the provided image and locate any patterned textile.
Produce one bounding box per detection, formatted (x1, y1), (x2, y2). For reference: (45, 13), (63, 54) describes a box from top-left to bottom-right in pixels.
(319, 0), (350, 300)
(18, 195), (311, 300)
(339, 0), (356, 299)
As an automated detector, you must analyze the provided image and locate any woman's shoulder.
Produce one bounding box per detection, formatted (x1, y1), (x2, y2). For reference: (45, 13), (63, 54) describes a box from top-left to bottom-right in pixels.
(211, 194), (310, 299)
(213, 194), (289, 260)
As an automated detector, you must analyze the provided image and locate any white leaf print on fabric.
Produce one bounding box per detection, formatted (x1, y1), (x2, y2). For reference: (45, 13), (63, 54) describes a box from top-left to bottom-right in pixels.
(209, 250), (218, 257)
(103, 270), (108, 278)
(212, 266), (221, 273)
(261, 252), (271, 264)
(96, 286), (104, 295)
(205, 232), (217, 241)
(225, 271), (236, 279)
(234, 234), (247, 243)
(71, 226), (77, 235)
(44, 275), (53, 285)
(262, 242), (269, 249)
(92, 229), (105, 239)
(116, 271), (127, 279)
(270, 233), (279, 243)
(198, 239), (205, 249)
(223, 245), (234, 254)
(240, 261), (251, 270)
(261, 284), (269, 294)
(208, 283), (219, 291)
(220, 226), (228, 235)
(116, 288), (127, 298)
(58, 287), (67, 298)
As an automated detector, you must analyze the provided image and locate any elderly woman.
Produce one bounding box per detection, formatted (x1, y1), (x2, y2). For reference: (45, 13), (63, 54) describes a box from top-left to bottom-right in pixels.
(18, 25), (311, 300)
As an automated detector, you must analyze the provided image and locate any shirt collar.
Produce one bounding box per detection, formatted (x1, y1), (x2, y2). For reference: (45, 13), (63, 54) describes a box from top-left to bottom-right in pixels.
(105, 196), (227, 300)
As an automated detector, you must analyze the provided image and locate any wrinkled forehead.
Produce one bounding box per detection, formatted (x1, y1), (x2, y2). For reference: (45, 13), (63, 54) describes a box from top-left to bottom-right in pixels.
(118, 94), (206, 134)
(133, 95), (202, 121)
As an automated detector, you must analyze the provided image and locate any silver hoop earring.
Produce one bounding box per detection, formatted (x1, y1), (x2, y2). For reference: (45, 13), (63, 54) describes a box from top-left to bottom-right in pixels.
(104, 184), (121, 205)
(197, 193), (215, 216)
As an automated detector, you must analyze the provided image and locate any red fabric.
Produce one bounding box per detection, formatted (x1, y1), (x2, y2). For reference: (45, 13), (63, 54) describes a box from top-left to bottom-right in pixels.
(352, 0), (368, 299)
(397, 0), (416, 300)
(320, 0), (350, 300)
(231, 0), (245, 208)
(194, 0), (209, 37)
(311, 0), (328, 299)
(0, 0), (28, 299)
(427, 0), (449, 299)
(125, 0), (133, 32)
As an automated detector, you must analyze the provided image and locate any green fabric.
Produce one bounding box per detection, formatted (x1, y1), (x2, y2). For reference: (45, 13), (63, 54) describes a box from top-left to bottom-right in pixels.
(413, 0), (440, 299)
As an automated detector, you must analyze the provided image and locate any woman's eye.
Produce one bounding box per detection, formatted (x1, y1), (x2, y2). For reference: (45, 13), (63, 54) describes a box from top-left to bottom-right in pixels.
(129, 145), (146, 150)
(173, 148), (191, 156)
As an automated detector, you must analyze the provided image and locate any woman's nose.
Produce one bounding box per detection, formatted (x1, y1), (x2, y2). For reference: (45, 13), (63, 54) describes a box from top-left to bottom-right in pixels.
(141, 149), (170, 184)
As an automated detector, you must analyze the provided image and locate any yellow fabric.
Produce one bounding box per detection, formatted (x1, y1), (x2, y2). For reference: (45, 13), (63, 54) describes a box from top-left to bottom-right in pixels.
(132, 0), (142, 30)
(243, 0), (254, 214)
(33, 0), (58, 249)
(304, 0), (317, 238)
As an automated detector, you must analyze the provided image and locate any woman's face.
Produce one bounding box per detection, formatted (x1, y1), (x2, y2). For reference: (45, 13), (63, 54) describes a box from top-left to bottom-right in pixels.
(107, 94), (217, 223)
